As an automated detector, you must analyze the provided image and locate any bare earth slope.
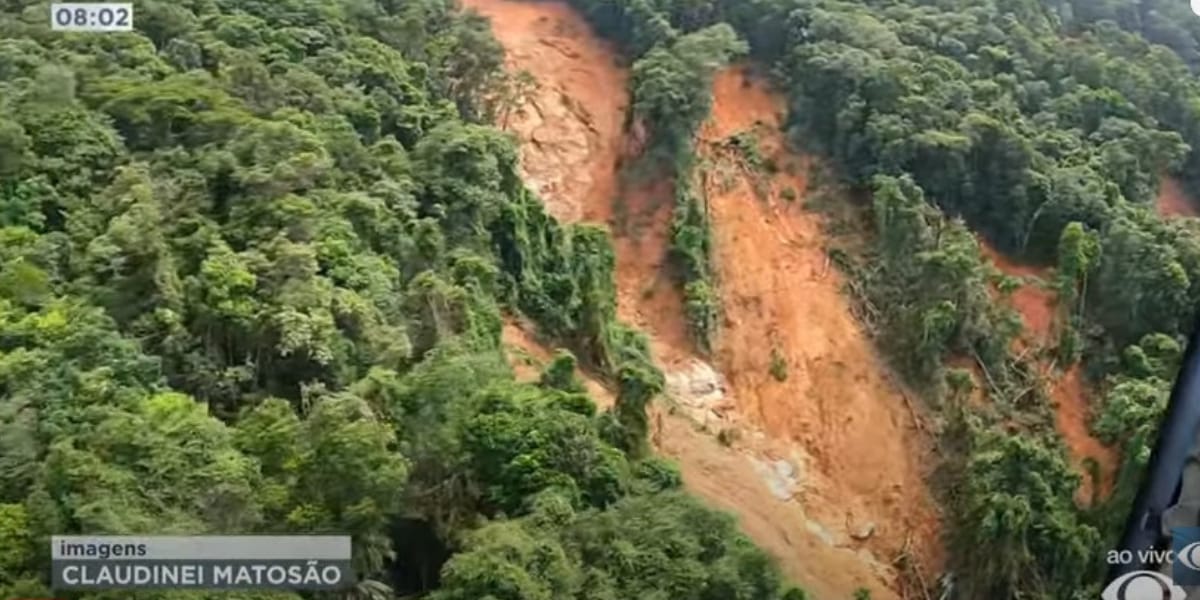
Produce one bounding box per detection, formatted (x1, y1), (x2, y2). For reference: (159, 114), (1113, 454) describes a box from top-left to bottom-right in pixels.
(983, 174), (1198, 500)
(469, 0), (629, 223)
(696, 66), (943, 581)
(466, 1), (942, 596)
(978, 243), (1118, 504)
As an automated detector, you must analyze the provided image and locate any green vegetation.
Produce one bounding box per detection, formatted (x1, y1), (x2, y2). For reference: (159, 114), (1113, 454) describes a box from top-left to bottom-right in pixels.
(769, 347), (788, 382)
(0, 0), (801, 598)
(7, 0), (1200, 596)
(727, 130), (767, 172)
(1044, 0), (1200, 81)
(631, 22), (747, 352)
(562, 0), (1200, 596)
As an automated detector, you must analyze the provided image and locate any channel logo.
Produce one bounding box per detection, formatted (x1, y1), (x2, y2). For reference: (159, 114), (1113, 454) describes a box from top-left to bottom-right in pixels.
(1174, 527), (1200, 585)
(1179, 541), (1200, 570)
(1101, 571), (1186, 600)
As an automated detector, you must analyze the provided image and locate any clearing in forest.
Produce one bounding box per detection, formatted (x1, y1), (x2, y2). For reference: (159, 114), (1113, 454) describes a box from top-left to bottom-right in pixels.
(461, 0), (628, 224)
(467, 1), (943, 597)
(693, 66), (944, 590)
(978, 172), (1200, 503)
(979, 244), (1056, 344)
(977, 241), (1118, 504)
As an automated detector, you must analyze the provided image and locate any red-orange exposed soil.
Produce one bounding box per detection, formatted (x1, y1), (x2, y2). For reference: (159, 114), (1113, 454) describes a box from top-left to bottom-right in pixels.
(502, 319), (914, 600)
(608, 176), (697, 362)
(1157, 176), (1199, 219)
(469, 2), (943, 596)
(698, 66), (943, 579)
(978, 240), (1118, 504)
(460, 0), (628, 223)
(978, 242), (1056, 345)
(1052, 365), (1118, 503)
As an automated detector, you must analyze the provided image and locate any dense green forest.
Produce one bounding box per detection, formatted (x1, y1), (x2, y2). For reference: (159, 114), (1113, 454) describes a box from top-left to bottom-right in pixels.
(557, 0), (1200, 598)
(4, 0), (1200, 598)
(0, 0), (805, 598)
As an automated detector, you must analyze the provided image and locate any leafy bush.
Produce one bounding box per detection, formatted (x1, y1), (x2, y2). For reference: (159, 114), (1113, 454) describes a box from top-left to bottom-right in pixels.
(769, 348), (788, 382)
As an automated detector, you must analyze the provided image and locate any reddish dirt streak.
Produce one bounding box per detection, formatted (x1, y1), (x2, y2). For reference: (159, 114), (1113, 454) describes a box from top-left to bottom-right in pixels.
(1157, 176), (1199, 219)
(503, 319), (913, 598)
(978, 243), (1056, 345)
(461, 0), (628, 224)
(1052, 365), (1117, 502)
(977, 240), (1118, 504)
(469, 1), (943, 596)
(609, 176), (697, 363)
(979, 174), (1200, 503)
(700, 67), (943, 578)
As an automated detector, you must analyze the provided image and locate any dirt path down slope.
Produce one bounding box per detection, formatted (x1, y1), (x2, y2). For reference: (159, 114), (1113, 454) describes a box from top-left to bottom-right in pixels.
(465, 1), (943, 596)
(695, 66), (943, 588)
(978, 242), (1118, 504)
(466, 0), (628, 223)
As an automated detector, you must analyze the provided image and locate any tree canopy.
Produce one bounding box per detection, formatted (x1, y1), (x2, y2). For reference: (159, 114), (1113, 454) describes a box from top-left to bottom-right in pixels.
(0, 0), (799, 598)
(8, 0), (1200, 597)
(552, 0), (1200, 596)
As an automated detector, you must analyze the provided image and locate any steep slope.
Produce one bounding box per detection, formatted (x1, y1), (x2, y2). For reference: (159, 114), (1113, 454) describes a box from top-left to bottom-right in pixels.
(465, 1), (943, 597)
(1052, 365), (1118, 502)
(695, 66), (943, 576)
(979, 244), (1056, 344)
(978, 242), (1118, 504)
(466, 0), (628, 224)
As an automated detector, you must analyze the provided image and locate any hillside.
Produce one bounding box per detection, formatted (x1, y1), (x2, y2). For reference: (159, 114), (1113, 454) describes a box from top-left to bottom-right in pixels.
(5, 0), (1200, 599)
(1160, 176), (1200, 219)
(465, 3), (943, 592)
(465, 0), (1200, 598)
(0, 1), (806, 599)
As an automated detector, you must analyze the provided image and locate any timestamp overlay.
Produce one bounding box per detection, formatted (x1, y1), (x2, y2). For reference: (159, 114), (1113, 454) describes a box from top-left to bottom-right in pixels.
(50, 2), (133, 32)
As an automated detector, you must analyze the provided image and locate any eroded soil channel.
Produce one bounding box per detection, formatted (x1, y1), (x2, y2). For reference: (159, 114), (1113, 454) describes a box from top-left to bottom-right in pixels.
(465, 1), (944, 596)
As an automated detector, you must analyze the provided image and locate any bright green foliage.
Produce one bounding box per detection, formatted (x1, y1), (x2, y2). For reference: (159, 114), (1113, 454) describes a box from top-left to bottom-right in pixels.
(612, 358), (665, 458)
(566, 0), (1200, 346)
(1091, 335), (1181, 537)
(0, 0), (800, 597)
(9, 0), (1200, 595)
(1056, 222), (1100, 314)
(681, 278), (718, 348)
(1054, 222), (1100, 363)
(0, 503), (33, 582)
(632, 24), (747, 160)
(539, 349), (587, 394)
(457, 382), (632, 514)
(288, 392), (409, 573)
(431, 517), (581, 600)
(554, 0), (1200, 595)
(45, 391), (264, 533)
(435, 491), (789, 600)
(951, 430), (1100, 599)
(866, 175), (1017, 385)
